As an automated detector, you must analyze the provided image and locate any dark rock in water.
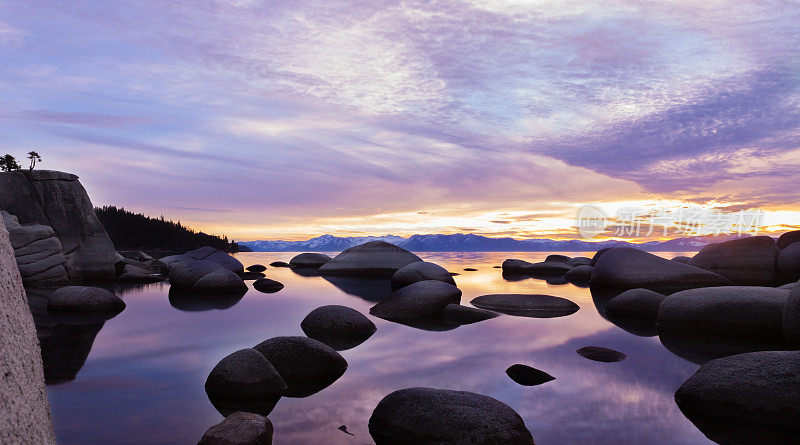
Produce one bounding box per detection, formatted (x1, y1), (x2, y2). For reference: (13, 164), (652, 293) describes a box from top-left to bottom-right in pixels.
(782, 285), (800, 345)
(391, 261), (455, 291)
(777, 230), (800, 249)
(658, 329), (790, 365)
(193, 269), (248, 294)
(777, 242), (800, 282)
(205, 349), (286, 417)
(590, 247), (612, 266)
(544, 276), (568, 285)
(384, 314), (460, 332)
(368, 387), (534, 445)
(253, 336), (347, 397)
(502, 258), (535, 274)
(591, 247), (731, 291)
(118, 272), (164, 283)
(289, 252), (332, 269)
(318, 241), (422, 277)
(567, 256), (592, 266)
(657, 286), (788, 339)
(470, 294), (579, 318)
(545, 254), (571, 263)
(675, 351), (800, 443)
(564, 265), (592, 282)
(370, 280), (462, 322)
(168, 288), (245, 312)
(183, 246), (244, 274)
(689, 236), (779, 285)
(463, 267), (478, 271)
(505, 364), (555, 386)
(242, 271), (266, 280)
(253, 278), (284, 294)
(269, 261), (290, 268)
(671, 256), (692, 264)
(198, 412), (274, 445)
(168, 259), (222, 289)
(322, 276), (393, 302)
(576, 346), (627, 362)
(442, 304), (498, 325)
(47, 286), (125, 319)
(338, 425), (354, 436)
(528, 261), (572, 277)
(301, 305), (376, 350)
(449, 272), (460, 276)
(604, 288), (665, 320)
(493, 265), (501, 268)
(247, 264), (267, 272)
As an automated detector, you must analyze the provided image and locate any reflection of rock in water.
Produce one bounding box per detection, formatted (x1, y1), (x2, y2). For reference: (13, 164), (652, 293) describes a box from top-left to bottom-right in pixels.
(40, 322), (104, 384)
(168, 287), (245, 312)
(289, 267), (320, 278)
(658, 328), (789, 365)
(322, 276), (392, 302)
(589, 287), (622, 319)
(115, 281), (167, 296)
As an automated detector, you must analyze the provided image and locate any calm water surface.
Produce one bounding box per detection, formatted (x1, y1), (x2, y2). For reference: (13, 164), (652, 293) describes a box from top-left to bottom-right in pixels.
(38, 252), (711, 444)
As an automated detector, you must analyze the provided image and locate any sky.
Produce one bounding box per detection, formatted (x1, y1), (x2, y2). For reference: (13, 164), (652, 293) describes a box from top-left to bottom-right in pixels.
(1, 0), (799, 241)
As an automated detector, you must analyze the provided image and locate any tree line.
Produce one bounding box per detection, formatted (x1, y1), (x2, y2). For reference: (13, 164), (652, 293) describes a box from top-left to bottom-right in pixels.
(95, 206), (244, 253)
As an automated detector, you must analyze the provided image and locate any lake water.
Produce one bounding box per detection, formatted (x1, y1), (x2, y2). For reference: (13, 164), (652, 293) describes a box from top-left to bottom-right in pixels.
(35, 251), (713, 444)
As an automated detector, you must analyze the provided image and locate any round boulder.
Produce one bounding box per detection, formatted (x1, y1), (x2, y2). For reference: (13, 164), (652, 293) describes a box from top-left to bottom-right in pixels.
(301, 305), (376, 349)
(782, 284), (800, 345)
(545, 254), (571, 263)
(564, 265), (592, 282)
(470, 294), (579, 318)
(391, 261), (455, 291)
(168, 259), (222, 289)
(198, 412), (273, 445)
(192, 269), (248, 294)
(502, 259), (535, 274)
(567, 256), (592, 267)
(604, 288), (666, 320)
(253, 336), (347, 397)
(369, 280), (462, 322)
(777, 230), (800, 249)
(368, 387), (534, 444)
(47, 286), (125, 316)
(253, 278), (284, 294)
(318, 241), (422, 277)
(204, 349), (286, 416)
(289, 253), (332, 269)
(777, 242), (800, 282)
(689, 236), (779, 285)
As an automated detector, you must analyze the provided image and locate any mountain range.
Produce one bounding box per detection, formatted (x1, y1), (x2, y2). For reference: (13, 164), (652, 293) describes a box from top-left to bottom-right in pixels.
(240, 233), (750, 252)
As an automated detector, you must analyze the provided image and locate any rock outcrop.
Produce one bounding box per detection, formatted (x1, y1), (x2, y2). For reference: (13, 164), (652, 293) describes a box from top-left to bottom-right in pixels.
(0, 217), (56, 444)
(689, 236), (780, 285)
(1, 211), (68, 286)
(0, 170), (115, 283)
(318, 241), (422, 277)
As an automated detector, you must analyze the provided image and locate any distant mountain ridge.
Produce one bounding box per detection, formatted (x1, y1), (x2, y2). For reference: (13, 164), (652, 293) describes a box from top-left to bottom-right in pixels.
(241, 233), (750, 252)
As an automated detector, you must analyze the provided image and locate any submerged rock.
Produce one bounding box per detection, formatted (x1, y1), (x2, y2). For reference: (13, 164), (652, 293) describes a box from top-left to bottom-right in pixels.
(269, 261), (290, 268)
(470, 294), (579, 318)
(198, 412), (274, 445)
(689, 236), (779, 285)
(591, 247), (731, 291)
(442, 304), (498, 325)
(576, 346), (627, 362)
(370, 280), (462, 322)
(301, 305), (376, 350)
(246, 264), (267, 272)
(368, 387), (534, 445)
(205, 349), (286, 416)
(390, 261), (455, 291)
(675, 351), (800, 443)
(253, 336), (347, 397)
(318, 241), (422, 277)
(289, 253), (332, 269)
(505, 364), (555, 386)
(253, 278), (284, 294)
(463, 267), (478, 271)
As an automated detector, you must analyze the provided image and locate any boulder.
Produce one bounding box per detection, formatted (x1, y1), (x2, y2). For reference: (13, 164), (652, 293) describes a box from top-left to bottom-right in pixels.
(501, 259), (535, 274)
(168, 259), (222, 289)
(198, 412), (273, 445)
(470, 294), (579, 318)
(270, 261), (290, 268)
(689, 236), (779, 285)
(505, 364), (555, 386)
(591, 247), (731, 291)
(253, 278), (284, 293)
(205, 349), (286, 416)
(567, 256), (592, 266)
(462, 267), (478, 271)
(526, 262), (571, 276)
(318, 241), (422, 277)
(777, 230), (800, 249)
(544, 254), (571, 263)
(575, 346), (627, 362)
(301, 305), (376, 350)
(369, 280), (462, 322)
(590, 247), (612, 266)
(183, 247), (244, 274)
(442, 304), (498, 325)
(675, 351), (800, 443)
(253, 336), (347, 397)
(671, 256), (692, 264)
(289, 253), (332, 269)
(192, 269), (248, 294)
(564, 265), (592, 282)
(47, 286), (125, 316)
(368, 387), (534, 444)
(782, 284), (800, 345)
(390, 261), (455, 291)
(777, 242), (800, 282)
(246, 264), (267, 273)
(657, 286), (789, 338)
(604, 288), (666, 320)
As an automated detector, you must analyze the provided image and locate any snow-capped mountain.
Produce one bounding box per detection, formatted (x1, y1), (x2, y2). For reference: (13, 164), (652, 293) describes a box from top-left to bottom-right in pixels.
(239, 233), (749, 252)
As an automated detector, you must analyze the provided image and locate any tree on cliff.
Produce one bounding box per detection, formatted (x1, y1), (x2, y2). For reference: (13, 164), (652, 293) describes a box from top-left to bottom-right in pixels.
(27, 151), (41, 170)
(0, 154), (21, 172)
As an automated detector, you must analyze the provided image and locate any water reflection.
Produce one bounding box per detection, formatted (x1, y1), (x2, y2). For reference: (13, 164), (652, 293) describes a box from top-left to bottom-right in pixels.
(40, 251), (736, 444)
(168, 287), (246, 312)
